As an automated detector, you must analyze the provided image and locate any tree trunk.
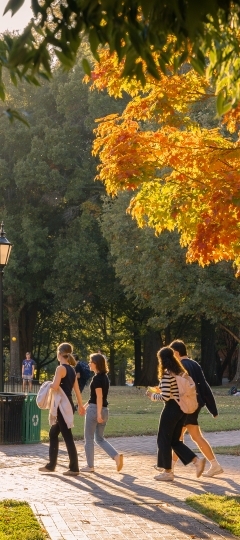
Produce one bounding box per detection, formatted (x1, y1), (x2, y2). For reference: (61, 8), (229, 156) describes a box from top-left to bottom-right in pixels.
(201, 317), (220, 386)
(140, 330), (161, 386)
(232, 335), (240, 383)
(7, 300), (21, 378)
(108, 344), (116, 385)
(134, 329), (142, 385)
(19, 302), (38, 364)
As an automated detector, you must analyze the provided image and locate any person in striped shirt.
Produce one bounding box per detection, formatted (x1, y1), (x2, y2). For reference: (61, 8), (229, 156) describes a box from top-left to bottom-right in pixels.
(146, 346), (206, 482)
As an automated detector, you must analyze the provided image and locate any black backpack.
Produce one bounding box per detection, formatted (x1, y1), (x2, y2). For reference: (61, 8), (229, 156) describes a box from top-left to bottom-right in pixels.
(76, 361), (91, 392)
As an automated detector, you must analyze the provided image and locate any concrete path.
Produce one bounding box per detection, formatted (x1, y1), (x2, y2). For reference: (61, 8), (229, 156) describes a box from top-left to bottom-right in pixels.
(0, 430), (239, 540)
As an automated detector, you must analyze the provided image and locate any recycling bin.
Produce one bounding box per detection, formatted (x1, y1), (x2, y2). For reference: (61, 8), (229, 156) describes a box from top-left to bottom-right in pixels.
(0, 392), (41, 444)
(22, 393), (41, 444)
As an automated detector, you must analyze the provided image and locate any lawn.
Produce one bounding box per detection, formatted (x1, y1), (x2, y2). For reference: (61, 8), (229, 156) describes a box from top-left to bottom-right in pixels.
(0, 500), (49, 540)
(39, 385), (240, 442)
(186, 494), (240, 537)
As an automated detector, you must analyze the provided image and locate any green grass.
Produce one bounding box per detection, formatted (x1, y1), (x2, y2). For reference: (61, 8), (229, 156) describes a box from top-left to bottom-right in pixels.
(40, 385), (240, 442)
(0, 500), (49, 540)
(186, 494), (240, 537)
(211, 445), (240, 456)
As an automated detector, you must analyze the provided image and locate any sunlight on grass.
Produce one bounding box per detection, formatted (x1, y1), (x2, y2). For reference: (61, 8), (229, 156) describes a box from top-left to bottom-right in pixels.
(186, 494), (240, 537)
(0, 500), (49, 540)
(40, 386), (240, 442)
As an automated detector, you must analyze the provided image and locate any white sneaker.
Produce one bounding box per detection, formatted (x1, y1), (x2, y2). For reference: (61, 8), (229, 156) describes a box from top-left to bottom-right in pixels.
(80, 466), (94, 473)
(202, 463), (223, 477)
(194, 457), (206, 478)
(154, 471), (174, 482)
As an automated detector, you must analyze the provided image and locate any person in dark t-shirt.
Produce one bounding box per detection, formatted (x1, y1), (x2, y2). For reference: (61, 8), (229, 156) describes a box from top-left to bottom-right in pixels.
(80, 352), (123, 473)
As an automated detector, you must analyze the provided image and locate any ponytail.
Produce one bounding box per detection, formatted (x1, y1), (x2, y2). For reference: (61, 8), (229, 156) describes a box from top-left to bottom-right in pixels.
(68, 353), (76, 367)
(57, 342), (76, 366)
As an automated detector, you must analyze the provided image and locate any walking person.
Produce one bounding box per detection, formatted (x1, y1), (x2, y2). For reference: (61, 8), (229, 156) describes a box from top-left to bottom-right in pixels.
(146, 346), (206, 482)
(80, 352), (123, 473)
(22, 352), (35, 392)
(39, 342), (85, 476)
(170, 339), (223, 477)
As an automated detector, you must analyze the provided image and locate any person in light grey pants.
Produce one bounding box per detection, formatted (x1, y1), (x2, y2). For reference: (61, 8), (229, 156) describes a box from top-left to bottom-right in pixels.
(85, 403), (117, 466)
(80, 352), (123, 473)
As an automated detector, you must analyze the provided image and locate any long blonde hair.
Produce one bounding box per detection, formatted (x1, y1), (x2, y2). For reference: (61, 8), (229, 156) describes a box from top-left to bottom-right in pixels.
(57, 342), (76, 367)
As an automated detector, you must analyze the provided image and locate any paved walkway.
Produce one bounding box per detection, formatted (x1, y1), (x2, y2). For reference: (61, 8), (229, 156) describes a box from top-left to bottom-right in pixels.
(0, 431), (239, 540)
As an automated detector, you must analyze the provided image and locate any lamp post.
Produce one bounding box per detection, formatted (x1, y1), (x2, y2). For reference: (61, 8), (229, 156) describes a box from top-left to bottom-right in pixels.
(0, 223), (12, 393)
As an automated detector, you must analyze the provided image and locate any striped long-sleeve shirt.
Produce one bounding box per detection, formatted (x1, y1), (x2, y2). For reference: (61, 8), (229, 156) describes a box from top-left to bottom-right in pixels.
(151, 372), (179, 402)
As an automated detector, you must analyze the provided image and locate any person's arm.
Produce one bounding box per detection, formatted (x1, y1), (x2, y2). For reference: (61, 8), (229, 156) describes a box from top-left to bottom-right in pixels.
(31, 362), (35, 378)
(73, 377), (85, 415)
(75, 363), (81, 380)
(148, 374), (172, 402)
(50, 365), (66, 391)
(95, 387), (104, 423)
(22, 362), (24, 377)
(195, 364), (218, 417)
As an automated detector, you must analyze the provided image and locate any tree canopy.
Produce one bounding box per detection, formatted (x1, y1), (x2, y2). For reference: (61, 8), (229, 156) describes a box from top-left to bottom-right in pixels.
(86, 49), (240, 274)
(1, 0), (240, 115)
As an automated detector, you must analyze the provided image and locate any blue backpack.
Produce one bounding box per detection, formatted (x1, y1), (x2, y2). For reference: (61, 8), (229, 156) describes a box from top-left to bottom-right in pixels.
(75, 361), (91, 392)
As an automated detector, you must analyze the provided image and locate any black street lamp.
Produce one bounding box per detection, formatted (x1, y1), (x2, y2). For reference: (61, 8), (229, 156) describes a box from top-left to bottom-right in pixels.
(0, 223), (12, 392)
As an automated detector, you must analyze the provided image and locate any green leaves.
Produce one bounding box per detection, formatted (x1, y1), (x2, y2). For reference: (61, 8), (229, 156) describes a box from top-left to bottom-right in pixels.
(2, 109), (30, 126)
(3, 0), (24, 16)
(1, 0), (240, 119)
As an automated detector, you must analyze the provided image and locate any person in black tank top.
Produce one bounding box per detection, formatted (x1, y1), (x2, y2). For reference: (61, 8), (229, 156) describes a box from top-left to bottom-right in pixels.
(39, 342), (85, 476)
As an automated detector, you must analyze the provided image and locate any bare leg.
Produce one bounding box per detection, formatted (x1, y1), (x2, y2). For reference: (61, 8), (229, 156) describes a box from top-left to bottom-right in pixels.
(185, 424), (215, 460)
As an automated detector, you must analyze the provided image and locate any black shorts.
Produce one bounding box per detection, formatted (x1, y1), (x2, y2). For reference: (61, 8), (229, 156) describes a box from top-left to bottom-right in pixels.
(183, 405), (202, 426)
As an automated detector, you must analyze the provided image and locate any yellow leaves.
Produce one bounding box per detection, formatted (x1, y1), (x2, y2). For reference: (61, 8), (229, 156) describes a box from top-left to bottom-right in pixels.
(86, 48), (240, 274)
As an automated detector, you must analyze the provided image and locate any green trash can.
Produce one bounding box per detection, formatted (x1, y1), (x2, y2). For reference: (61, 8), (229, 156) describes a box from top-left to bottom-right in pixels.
(22, 394), (41, 444)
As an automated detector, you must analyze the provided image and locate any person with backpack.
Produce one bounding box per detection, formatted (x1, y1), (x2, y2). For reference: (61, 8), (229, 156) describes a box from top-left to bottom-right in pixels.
(170, 339), (223, 478)
(146, 346), (206, 482)
(74, 355), (92, 393)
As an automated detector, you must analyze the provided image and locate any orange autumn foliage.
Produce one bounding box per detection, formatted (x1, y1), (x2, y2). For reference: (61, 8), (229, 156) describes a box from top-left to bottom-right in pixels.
(86, 51), (240, 275)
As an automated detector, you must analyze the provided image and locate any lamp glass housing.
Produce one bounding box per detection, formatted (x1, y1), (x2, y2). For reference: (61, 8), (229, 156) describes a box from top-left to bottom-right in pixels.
(0, 242), (12, 266)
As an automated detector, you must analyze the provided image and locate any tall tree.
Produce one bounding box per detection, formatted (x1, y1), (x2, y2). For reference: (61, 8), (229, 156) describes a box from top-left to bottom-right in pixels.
(2, 1), (240, 114)
(101, 193), (240, 384)
(87, 51), (240, 274)
(1, 57), (142, 383)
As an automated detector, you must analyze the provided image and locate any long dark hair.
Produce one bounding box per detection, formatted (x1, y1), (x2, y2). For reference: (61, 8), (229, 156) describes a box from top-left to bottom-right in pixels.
(157, 346), (187, 379)
(90, 353), (108, 374)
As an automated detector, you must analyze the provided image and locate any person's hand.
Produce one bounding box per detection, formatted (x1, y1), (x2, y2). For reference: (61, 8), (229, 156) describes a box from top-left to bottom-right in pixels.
(146, 390), (152, 398)
(97, 415), (104, 423)
(78, 405), (85, 416)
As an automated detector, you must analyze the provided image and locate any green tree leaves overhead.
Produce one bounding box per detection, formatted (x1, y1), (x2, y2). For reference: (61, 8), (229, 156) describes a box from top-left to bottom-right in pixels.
(1, 0), (240, 114)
